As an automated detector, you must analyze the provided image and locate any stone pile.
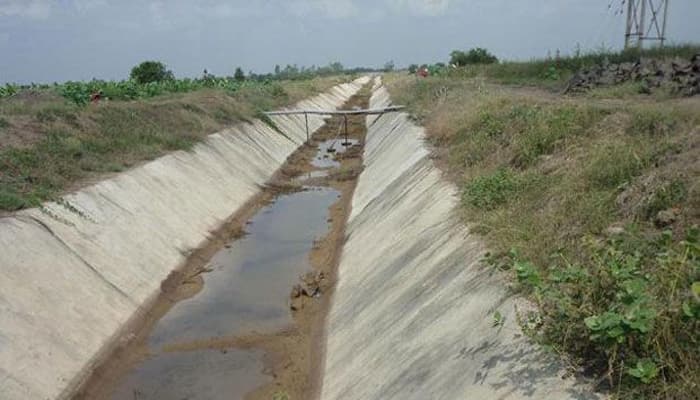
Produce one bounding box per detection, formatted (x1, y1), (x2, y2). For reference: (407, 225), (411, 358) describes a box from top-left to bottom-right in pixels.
(566, 54), (700, 96)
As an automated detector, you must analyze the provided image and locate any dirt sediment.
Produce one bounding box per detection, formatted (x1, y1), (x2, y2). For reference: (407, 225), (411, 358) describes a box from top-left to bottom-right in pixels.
(73, 86), (371, 400)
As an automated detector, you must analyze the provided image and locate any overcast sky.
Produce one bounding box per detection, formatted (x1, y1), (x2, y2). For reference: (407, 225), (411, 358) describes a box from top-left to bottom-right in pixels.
(1, 0), (699, 84)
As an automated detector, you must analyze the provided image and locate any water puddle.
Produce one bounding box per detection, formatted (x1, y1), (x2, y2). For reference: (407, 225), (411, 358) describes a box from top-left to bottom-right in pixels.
(110, 187), (340, 399)
(311, 139), (359, 168)
(111, 349), (269, 400)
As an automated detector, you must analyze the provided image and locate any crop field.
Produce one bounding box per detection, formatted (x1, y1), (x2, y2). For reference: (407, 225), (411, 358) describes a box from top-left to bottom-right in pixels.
(0, 74), (351, 212)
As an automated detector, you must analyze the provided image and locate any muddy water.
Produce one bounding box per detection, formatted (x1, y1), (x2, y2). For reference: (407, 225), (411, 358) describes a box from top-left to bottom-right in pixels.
(149, 188), (340, 349)
(109, 187), (339, 399)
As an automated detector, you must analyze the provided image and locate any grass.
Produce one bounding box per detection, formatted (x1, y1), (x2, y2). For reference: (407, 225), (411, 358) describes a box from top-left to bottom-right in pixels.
(420, 44), (700, 89)
(0, 76), (349, 211)
(385, 60), (700, 398)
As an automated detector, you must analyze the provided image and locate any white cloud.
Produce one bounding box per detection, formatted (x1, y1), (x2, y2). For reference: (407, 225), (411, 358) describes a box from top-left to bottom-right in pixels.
(387, 0), (451, 16)
(0, 0), (52, 19)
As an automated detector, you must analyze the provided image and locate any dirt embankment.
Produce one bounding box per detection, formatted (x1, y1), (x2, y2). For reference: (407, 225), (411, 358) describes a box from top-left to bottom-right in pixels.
(73, 86), (371, 400)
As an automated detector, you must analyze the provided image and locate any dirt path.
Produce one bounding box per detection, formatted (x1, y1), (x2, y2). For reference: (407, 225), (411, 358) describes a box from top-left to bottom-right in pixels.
(72, 86), (370, 400)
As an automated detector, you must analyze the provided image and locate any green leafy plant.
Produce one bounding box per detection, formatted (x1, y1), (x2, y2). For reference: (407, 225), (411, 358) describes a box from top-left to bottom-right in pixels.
(493, 227), (700, 398)
(627, 359), (659, 384)
(492, 310), (505, 327)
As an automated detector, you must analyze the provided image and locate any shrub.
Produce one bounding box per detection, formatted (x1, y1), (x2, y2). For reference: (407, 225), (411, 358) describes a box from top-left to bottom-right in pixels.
(450, 47), (498, 66)
(500, 228), (700, 399)
(130, 61), (174, 84)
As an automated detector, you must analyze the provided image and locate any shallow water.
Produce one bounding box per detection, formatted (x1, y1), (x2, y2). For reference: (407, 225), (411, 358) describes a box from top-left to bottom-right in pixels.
(110, 187), (339, 399)
(111, 349), (269, 400)
(311, 139), (359, 168)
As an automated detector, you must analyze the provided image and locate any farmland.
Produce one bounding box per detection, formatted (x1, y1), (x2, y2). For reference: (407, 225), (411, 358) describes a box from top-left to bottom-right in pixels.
(0, 73), (354, 212)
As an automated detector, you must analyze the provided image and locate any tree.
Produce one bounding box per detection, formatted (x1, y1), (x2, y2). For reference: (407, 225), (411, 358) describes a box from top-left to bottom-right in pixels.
(383, 60), (395, 72)
(234, 67), (245, 81)
(328, 62), (344, 73)
(274, 65), (281, 75)
(408, 64), (419, 74)
(449, 48), (498, 66)
(130, 61), (174, 84)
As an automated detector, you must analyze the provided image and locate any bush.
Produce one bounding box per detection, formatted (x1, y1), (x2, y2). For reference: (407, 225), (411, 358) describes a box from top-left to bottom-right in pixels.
(450, 47), (498, 66)
(130, 61), (174, 84)
(500, 228), (700, 399)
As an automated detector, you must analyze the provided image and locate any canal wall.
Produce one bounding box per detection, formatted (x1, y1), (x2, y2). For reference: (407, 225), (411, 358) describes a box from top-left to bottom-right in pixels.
(0, 77), (369, 400)
(320, 79), (600, 399)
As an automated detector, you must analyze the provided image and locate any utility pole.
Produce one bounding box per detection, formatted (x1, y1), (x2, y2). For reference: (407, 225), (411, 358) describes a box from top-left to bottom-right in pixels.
(624, 0), (670, 49)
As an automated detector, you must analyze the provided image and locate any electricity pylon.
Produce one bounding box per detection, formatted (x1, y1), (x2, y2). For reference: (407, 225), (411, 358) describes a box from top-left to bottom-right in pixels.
(624, 0), (670, 49)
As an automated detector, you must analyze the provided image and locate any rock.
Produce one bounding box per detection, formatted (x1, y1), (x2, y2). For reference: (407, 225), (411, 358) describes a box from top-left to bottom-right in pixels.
(290, 296), (303, 311)
(566, 55), (699, 97)
(291, 284), (302, 298)
(655, 209), (678, 227)
(672, 57), (692, 74)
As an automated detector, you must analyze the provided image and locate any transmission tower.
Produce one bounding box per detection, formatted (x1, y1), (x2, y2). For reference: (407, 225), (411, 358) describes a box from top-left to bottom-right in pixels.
(624, 0), (670, 49)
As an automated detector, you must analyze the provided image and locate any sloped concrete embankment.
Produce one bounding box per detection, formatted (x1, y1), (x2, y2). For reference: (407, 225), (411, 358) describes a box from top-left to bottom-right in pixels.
(320, 80), (600, 400)
(0, 77), (369, 400)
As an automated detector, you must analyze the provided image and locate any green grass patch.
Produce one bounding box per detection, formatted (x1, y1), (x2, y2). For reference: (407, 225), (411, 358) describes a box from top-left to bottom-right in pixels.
(463, 168), (520, 209)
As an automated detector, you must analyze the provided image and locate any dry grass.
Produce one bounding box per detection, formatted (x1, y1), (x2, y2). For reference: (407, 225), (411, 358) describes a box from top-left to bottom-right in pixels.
(0, 76), (349, 211)
(385, 72), (700, 399)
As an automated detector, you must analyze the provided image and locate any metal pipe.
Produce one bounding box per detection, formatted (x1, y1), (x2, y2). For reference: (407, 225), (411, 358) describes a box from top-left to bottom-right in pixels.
(264, 106), (405, 117)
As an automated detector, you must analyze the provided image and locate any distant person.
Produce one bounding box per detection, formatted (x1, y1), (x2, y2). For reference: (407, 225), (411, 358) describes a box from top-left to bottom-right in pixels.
(90, 90), (103, 104)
